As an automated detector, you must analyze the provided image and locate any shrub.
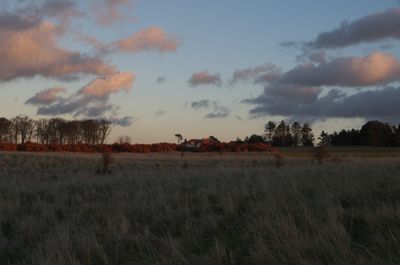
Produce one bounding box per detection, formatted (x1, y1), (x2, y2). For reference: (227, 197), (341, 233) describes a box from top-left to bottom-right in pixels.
(0, 143), (17, 151)
(312, 145), (330, 164)
(97, 152), (113, 175)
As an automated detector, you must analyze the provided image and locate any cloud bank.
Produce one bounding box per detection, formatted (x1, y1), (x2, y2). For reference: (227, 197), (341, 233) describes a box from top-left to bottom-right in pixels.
(311, 8), (400, 49)
(244, 52), (400, 122)
(282, 52), (400, 87)
(26, 72), (135, 120)
(1, 0), (180, 125)
(0, 17), (114, 81)
(247, 86), (400, 122)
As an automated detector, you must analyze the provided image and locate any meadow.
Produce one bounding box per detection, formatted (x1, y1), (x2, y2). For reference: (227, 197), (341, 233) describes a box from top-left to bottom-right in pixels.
(280, 146), (400, 158)
(1, 151), (400, 264)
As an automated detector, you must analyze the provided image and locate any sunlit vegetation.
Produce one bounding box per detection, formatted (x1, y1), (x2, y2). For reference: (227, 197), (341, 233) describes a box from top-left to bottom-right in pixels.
(0, 152), (400, 264)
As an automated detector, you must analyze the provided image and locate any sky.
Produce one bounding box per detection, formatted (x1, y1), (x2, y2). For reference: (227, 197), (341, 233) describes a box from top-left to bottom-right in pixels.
(1, 0), (400, 143)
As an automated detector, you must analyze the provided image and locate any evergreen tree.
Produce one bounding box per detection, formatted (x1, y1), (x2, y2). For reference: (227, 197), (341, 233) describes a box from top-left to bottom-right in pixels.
(360, 120), (396, 147)
(301, 123), (314, 147)
(318, 130), (330, 146)
(291, 121), (302, 147)
(264, 121), (276, 142)
(274, 121), (287, 147)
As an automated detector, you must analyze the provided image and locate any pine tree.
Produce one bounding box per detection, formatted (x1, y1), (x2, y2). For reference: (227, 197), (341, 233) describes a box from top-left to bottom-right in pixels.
(291, 121), (302, 147)
(264, 121), (276, 142)
(301, 123), (314, 147)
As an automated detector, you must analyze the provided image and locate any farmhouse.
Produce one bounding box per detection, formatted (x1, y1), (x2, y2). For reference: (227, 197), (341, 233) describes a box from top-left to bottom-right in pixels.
(180, 138), (217, 151)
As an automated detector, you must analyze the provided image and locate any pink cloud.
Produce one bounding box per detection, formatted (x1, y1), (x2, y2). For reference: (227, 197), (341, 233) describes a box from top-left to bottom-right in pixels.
(111, 26), (180, 54)
(189, 71), (222, 86)
(0, 19), (115, 81)
(28, 72), (135, 119)
(282, 52), (400, 87)
(25, 87), (67, 105)
(80, 72), (135, 97)
(94, 0), (134, 26)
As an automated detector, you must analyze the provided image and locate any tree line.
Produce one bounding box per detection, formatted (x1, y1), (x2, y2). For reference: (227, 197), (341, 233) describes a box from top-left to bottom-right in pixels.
(251, 120), (400, 148)
(329, 120), (400, 147)
(233, 121), (315, 147)
(1, 115), (399, 149)
(0, 116), (111, 145)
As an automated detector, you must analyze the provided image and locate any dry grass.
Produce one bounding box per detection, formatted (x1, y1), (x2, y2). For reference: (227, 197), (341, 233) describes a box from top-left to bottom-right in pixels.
(1, 152), (400, 264)
(281, 146), (400, 158)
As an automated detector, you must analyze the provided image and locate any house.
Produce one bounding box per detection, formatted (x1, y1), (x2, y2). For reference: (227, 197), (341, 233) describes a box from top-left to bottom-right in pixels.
(181, 139), (203, 150)
(180, 138), (219, 151)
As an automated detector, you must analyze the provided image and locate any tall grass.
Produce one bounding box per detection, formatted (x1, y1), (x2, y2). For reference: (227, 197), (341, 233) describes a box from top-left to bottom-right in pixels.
(0, 152), (400, 264)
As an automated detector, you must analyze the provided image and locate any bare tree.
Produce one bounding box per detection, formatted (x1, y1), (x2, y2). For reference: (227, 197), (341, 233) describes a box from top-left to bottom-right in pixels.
(81, 120), (100, 145)
(10, 117), (18, 144)
(0, 116), (114, 146)
(10, 115), (35, 144)
(0, 118), (11, 143)
(36, 119), (50, 144)
(47, 118), (64, 144)
(64, 121), (82, 144)
(98, 120), (112, 144)
(117, 135), (131, 144)
(20, 116), (35, 143)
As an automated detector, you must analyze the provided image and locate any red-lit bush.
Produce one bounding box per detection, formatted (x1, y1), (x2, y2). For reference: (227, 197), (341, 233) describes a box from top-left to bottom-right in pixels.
(95, 145), (113, 153)
(0, 143), (17, 151)
(0, 141), (277, 153)
(150, 143), (177, 152)
(220, 142), (276, 153)
(18, 142), (49, 152)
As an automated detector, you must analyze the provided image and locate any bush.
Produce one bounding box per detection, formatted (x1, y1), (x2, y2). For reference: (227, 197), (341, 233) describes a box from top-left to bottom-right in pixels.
(0, 143), (17, 151)
(312, 145), (330, 164)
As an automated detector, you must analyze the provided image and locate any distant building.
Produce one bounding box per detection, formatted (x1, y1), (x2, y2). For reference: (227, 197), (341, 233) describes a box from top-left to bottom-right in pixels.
(180, 138), (218, 151)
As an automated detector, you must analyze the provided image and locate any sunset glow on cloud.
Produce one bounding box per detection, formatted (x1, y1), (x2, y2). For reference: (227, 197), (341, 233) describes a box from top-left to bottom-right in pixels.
(111, 27), (180, 54)
(189, 71), (222, 87)
(282, 52), (400, 87)
(80, 72), (135, 98)
(0, 20), (114, 81)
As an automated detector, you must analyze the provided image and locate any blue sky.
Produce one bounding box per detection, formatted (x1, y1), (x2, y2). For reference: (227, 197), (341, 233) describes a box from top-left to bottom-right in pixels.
(1, 0), (400, 143)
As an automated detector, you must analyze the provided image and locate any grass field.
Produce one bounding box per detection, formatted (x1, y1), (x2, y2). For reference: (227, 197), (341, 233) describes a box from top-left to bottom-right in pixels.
(1, 151), (400, 264)
(280, 146), (400, 158)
